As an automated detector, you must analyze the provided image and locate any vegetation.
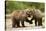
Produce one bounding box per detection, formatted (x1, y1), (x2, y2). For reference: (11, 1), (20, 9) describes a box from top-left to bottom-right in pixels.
(5, 1), (45, 14)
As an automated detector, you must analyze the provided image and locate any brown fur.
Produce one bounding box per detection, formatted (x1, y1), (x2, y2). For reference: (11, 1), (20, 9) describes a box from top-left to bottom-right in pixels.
(30, 9), (43, 26)
(11, 10), (29, 28)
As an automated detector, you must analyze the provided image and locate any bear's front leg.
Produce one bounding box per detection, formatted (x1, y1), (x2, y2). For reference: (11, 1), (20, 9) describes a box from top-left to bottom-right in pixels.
(16, 20), (20, 28)
(21, 20), (25, 27)
(35, 19), (38, 26)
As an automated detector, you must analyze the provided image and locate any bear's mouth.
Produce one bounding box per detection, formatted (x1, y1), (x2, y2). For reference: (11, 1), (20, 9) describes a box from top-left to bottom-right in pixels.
(27, 16), (33, 20)
(27, 17), (31, 20)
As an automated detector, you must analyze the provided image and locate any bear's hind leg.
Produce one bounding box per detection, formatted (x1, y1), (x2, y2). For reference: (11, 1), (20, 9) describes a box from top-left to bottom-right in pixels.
(12, 17), (17, 28)
(12, 22), (17, 28)
(38, 18), (42, 26)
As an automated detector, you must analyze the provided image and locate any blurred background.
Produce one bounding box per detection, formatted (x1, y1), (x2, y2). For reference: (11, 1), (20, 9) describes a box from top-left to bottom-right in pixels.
(5, 1), (45, 14)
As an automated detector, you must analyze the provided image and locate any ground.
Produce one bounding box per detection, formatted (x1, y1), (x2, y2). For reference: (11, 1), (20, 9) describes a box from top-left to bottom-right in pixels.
(5, 17), (45, 31)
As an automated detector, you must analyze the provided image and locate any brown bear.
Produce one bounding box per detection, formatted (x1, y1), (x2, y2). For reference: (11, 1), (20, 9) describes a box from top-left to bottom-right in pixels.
(29, 9), (43, 26)
(11, 9), (31, 28)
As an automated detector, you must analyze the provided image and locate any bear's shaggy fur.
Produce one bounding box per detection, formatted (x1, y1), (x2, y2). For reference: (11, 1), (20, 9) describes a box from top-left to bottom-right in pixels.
(30, 9), (43, 26)
(11, 10), (31, 28)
